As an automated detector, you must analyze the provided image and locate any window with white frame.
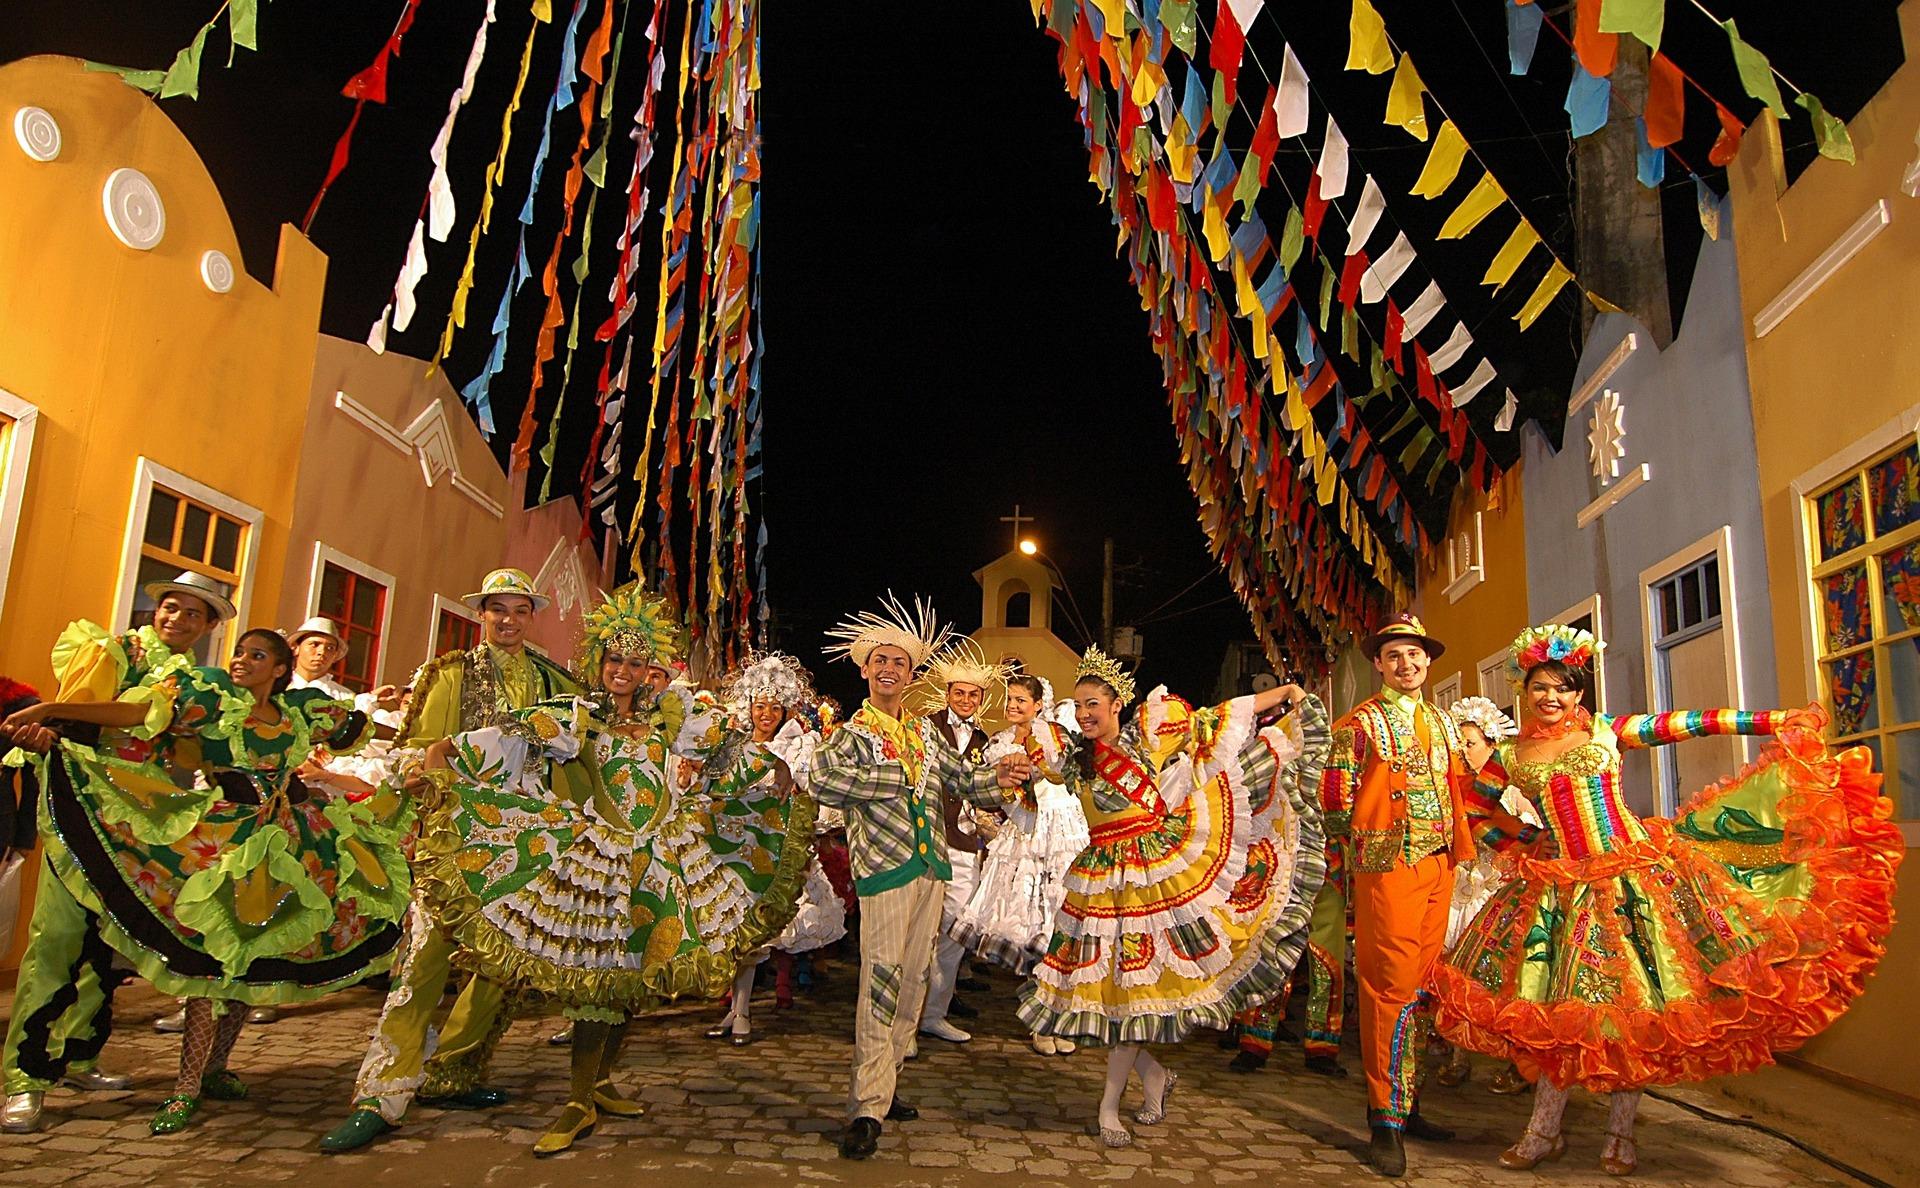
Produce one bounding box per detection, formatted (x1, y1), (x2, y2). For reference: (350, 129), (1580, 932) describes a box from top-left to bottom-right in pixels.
(1645, 543), (1741, 813)
(1550, 595), (1606, 712)
(0, 388), (41, 619)
(431, 593), (481, 658)
(1431, 671), (1463, 710)
(1806, 434), (1920, 820)
(307, 545), (396, 694)
(118, 460), (260, 665)
(1476, 647), (1519, 728)
(1443, 512), (1485, 603)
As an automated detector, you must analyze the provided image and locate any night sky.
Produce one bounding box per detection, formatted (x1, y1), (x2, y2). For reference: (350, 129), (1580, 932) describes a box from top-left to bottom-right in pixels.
(2, 3), (1903, 707)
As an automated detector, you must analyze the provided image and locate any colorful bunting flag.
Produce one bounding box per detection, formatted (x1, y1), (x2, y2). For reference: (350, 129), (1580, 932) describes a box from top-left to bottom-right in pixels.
(1438, 172), (1504, 238)
(1645, 52), (1684, 147)
(1598, 0), (1663, 51)
(1412, 120), (1469, 197)
(1506, 0), (1543, 75)
(1275, 43), (1311, 137)
(1347, 0), (1393, 75)
(1384, 52), (1429, 140)
(1482, 219), (1540, 291)
(1723, 20), (1787, 119)
(1516, 260), (1573, 328)
(1795, 92), (1856, 164)
(1565, 62), (1611, 138)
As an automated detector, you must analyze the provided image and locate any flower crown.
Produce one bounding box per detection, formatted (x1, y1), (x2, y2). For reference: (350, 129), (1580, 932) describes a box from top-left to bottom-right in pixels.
(1503, 624), (1600, 689)
(723, 652), (816, 721)
(577, 582), (685, 680)
(1075, 645), (1138, 707)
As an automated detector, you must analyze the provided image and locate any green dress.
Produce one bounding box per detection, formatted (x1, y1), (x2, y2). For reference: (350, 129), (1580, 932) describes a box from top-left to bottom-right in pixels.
(34, 667), (413, 1005)
(412, 689), (816, 1020)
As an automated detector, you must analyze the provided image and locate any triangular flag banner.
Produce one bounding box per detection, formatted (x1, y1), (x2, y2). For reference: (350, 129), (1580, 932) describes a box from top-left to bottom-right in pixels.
(1210, 0), (1247, 107)
(1646, 53), (1684, 147)
(1280, 204), (1305, 272)
(1599, 0), (1663, 51)
(1451, 358), (1496, 406)
(1347, 0), (1393, 74)
(1516, 260), (1573, 328)
(1438, 172), (1504, 238)
(1361, 232), (1414, 304)
(1482, 219), (1541, 291)
(1412, 120), (1469, 197)
(1226, 0), (1265, 30)
(1318, 115), (1350, 199)
(1635, 117), (1666, 187)
(1495, 388), (1519, 432)
(1566, 63), (1612, 138)
(1693, 173), (1723, 240)
(1401, 279), (1445, 337)
(1574, 0), (1620, 76)
(1346, 176), (1387, 254)
(1276, 44), (1311, 138)
(1506, 0), (1543, 75)
(1724, 20), (1787, 119)
(1795, 92), (1857, 164)
(1429, 321), (1474, 372)
(1587, 289), (1625, 314)
(1384, 53), (1429, 140)
(1708, 103), (1745, 166)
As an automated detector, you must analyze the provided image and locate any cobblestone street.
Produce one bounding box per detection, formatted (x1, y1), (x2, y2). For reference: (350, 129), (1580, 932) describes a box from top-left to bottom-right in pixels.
(0, 964), (1865, 1187)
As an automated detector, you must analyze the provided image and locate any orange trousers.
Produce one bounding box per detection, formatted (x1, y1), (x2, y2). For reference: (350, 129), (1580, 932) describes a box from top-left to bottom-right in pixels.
(1352, 852), (1453, 1128)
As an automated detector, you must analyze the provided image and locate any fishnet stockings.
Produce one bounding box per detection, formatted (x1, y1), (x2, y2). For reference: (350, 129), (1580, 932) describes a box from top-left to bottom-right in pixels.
(174, 1000), (245, 1097)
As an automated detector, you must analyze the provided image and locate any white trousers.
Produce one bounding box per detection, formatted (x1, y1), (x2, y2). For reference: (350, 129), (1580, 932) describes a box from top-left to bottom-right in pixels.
(919, 850), (978, 1026)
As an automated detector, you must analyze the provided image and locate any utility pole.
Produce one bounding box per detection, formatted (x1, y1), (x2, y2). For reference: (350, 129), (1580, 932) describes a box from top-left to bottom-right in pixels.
(1101, 537), (1114, 651)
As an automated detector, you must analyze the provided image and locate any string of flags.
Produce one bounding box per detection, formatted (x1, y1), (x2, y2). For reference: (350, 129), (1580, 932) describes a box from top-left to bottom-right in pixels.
(83, 0), (261, 99)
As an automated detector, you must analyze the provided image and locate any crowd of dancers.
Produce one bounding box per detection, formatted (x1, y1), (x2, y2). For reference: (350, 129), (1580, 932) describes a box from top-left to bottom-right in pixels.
(0, 567), (1903, 1177)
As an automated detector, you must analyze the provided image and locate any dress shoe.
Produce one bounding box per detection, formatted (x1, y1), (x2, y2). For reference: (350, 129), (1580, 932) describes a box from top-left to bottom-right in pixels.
(2, 1092), (43, 1134)
(957, 976), (989, 993)
(1403, 1112), (1453, 1142)
(919, 1019), (971, 1043)
(61, 1068), (131, 1091)
(319, 1108), (394, 1153)
(593, 1080), (647, 1118)
(1216, 1028), (1241, 1050)
(947, 998), (980, 1020)
(885, 1098), (918, 1122)
(1497, 1129), (1567, 1170)
(1032, 1033), (1057, 1056)
(150, 1094), (200, 1136)
(1600, 1131), (1638, 1176)
(153, 1008), (186, 1034)
(547, 1026), (573, 1046)
(1228, 1051), (1266, 1074)
(838, 1117), (882, 1159)
(418, 1086), (510, 1110)
(532, 1101), (597, 1157)
(1487, 1064), (1532, 1095)
(1055, 1038), (1077, 1055)
(704, 1012), (738, 1040)
(1134, 1071), (1178, 1125)
(247, 1006), (279, 1024)
(1304, 1054), (1349, 1078)
(201, 1069), (250, 1101)
(1435, 1050), (1471, 1088)
(1367, 1125), (1406, 1178)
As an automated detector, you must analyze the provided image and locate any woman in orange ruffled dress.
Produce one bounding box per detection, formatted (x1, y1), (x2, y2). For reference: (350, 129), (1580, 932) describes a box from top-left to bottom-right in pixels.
(1429, 625), (1901, 1177)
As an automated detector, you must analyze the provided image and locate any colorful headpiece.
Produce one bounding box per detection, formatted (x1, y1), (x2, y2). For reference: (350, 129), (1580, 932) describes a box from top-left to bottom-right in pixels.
(824, 592), (949, 670)
(1074, 645), (1138, 707)
(577, 582), (685, 679)
(723, 652), (816, 721)
(1504, 624), (1600, 689)
(1448, 696), (1517, 743)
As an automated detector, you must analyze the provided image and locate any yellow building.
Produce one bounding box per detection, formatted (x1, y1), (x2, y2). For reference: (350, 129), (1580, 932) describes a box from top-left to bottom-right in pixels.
(1411, 467), (1530, 720)
(970, 548), (1082, 711)
(1728, 3), (1920, 1100)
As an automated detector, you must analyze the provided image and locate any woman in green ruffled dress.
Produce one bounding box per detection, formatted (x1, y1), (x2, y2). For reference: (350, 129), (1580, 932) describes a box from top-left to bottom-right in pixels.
(411, 584), (815, 1155)
(3, 629), (411, 1134)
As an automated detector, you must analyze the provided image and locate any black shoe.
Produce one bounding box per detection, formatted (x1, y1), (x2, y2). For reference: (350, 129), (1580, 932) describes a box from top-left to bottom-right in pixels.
(1216, 1028), (1241, 1051)
(1227, 1051), (1267, 1074)
(947, 998), (979, 1020)
(1368, 1125), (1406, 1178)
(956, 976), (989, 993)
(885, 1098), (918, 1122)
(418, 1087), (510, 1110)
(1304, 1055), (1349, 1078)
(1403, 1112), (1454, 1142)
(1273, 1022), (1299, 1044)
(839, 1117), (882, 1159)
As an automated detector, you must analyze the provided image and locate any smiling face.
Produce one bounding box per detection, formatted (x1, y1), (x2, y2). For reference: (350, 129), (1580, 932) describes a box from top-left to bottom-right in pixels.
(228, 631), (291, 697)
(1075, 679), (1123, 742)
(860, 644), (914, 708)
(293, 634), (342, 680)
(749, 697), (788, 741)
(1004, 684), (1037, 725)
(1525, 665), (1584, 728)
(946, 681), (985, 721)
(1372, 640), (1430, 696)
(152, 593), (218, 652)
(481, 594), (536, 652)
(600, 650), (652, 707)
(645, 665), (673, 694)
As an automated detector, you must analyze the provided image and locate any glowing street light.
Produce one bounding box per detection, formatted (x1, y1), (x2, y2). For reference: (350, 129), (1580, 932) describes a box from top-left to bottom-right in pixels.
(1019, 538), (1038, 556)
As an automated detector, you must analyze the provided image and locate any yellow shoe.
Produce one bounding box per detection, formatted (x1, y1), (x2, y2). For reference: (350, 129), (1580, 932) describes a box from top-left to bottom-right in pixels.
(533, 1102), (598, 1157)
(593, 1081), (647, 1118)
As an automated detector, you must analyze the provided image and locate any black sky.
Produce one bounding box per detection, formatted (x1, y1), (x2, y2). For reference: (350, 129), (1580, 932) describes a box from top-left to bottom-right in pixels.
(2, 2), (1903, 707)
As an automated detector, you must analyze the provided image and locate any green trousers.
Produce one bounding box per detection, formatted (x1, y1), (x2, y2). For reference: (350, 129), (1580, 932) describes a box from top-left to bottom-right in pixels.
(4, 855), (124, 1094)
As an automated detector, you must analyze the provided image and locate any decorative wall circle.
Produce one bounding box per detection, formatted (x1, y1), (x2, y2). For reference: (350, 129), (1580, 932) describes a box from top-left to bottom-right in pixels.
(13, 106), (60, 162)
(199, 249), (235, 294)
(102, 167), (166, 250)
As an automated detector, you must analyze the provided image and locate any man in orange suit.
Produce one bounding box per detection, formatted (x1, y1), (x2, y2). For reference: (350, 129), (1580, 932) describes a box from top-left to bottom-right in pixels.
(1320, 613), (1530, 1177)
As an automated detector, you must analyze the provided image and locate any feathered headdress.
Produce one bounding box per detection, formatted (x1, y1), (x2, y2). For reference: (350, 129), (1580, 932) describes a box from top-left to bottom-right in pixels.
(1503, 623), (1601, 689)
(823, 592), (949, 670)
(1448, 696), (1517, 743)
(577, 582), (686, 679)
(911, 637), (1014, 717)
(1075, 644), (1138, 707)
(723, 652), (817, 721)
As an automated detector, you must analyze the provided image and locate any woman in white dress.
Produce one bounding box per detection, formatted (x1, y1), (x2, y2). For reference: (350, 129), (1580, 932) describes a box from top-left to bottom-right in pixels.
(952, 675), (1090, 1055)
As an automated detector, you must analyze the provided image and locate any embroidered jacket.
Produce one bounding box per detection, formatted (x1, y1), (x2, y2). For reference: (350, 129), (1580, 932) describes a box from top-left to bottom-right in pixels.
(805, 699), (1008, 896)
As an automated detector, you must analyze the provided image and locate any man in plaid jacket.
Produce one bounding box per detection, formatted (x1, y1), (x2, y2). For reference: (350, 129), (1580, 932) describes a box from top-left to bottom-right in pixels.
(808, 596), (1029, 1160)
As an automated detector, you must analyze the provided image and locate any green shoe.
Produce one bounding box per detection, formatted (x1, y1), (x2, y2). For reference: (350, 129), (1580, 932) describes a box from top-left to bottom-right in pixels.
(418, 1086), (510, 1110)
(319, 1108), (394, 1153)
(202, 1069), (250, 1101)
(150, 1095), (200, 1135)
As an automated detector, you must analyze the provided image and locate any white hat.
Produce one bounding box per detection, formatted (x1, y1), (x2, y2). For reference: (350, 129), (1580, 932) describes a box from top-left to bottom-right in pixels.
(290, 616), (346, 646)
(462, 567), (551, 612)
(143, 571), (236, 622)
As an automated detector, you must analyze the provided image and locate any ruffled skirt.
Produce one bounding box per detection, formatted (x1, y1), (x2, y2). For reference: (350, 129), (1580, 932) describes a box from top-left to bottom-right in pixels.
(951, 787), (1090, 974)
(772, 857), (847, 953)
(1430, 728), (1901, 1091)
(36, 743), (409, 1004)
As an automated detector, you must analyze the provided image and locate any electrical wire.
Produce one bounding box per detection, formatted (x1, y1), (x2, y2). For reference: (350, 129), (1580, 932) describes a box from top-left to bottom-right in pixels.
(1643, 1087), (1894, 1188)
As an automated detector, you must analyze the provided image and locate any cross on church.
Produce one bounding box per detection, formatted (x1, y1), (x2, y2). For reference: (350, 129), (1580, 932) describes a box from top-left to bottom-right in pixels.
(1000, 505), (1035, 552)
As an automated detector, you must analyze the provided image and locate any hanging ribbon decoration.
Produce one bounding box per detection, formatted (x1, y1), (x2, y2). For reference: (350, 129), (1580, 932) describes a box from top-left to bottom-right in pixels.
(302, 0), (424, 234)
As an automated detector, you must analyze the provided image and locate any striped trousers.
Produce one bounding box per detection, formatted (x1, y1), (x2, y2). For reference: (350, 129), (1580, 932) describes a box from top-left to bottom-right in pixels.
(847, 875), (945, 1122)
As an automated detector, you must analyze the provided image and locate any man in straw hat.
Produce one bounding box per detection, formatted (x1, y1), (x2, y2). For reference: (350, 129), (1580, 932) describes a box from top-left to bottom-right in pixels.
(807, 595), (1031, 1160)
(1319, 612), (1483, 1177)
(3, 572), (232, 1133)
(321, 567), (579, 1153)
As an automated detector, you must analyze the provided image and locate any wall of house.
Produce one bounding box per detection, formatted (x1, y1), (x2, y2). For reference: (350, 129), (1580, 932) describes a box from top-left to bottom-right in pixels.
(1726, 1), (1920, 1100)
(1412, 466), (1530, 718)
(1520, 226), (1778, 817)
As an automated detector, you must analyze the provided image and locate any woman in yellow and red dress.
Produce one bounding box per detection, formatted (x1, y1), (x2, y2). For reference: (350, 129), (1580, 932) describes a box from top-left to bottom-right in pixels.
(1430, 625), (1902, 1176)
(1016, 647), (1330, 1148)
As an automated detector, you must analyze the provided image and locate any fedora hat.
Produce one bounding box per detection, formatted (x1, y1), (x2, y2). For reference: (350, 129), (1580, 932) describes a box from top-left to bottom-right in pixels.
(289, 616), (346, 646)
(1362, 612), (1446, 660)
(462, 567), (551, 612)
(143, 571), (237, 623)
